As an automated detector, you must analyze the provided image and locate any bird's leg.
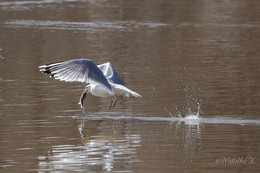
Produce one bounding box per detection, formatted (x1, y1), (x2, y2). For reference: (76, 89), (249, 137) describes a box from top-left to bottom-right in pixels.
(109, 95), (122, 109)
(109, 99), (115, 109)
(115, 95), (123, 106)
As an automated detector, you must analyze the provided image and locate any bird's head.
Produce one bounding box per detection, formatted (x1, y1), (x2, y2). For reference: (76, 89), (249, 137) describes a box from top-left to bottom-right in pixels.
(84, 85), (92, 94)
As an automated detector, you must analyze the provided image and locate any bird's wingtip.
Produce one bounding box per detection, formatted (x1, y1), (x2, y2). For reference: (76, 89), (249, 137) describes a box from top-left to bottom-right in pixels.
(39, 64), (48, 68)
(133, 92), (141, 97)
(136, 94), (142, 97)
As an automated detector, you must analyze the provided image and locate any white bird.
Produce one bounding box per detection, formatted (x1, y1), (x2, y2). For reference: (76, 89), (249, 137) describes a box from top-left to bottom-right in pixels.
(39, 59), (141, 109)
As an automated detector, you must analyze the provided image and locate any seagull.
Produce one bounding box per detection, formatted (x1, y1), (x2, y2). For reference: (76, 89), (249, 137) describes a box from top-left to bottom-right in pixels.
(39, 59), (141, 109)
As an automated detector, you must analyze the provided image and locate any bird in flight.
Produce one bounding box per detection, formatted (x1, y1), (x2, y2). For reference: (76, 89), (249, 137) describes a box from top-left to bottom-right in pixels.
(39, 59), (141, 109)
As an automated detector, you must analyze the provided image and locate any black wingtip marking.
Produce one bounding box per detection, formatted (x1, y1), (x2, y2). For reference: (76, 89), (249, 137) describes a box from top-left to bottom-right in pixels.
(40, 66), (56, 78)
(43, 69), (52, 74)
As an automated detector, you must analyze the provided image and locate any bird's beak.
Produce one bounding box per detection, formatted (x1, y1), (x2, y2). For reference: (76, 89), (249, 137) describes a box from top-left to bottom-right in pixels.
(79, 90), (88, 108)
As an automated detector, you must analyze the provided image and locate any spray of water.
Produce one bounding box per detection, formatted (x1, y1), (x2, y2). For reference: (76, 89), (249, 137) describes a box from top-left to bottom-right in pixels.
(185, 101), (201, 119)
(164, 100), (202, 120)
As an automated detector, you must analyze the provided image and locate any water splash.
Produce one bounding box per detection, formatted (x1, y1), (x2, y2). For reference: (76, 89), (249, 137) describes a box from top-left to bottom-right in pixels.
(164, 100), (202, 120)
(185, 101), (201, 119)
(163, 107), (175, 117)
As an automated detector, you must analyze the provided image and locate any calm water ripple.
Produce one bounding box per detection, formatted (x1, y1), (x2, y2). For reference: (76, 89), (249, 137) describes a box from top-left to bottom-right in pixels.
(4, 20), (168, 32)
(66, 113), (260, 125)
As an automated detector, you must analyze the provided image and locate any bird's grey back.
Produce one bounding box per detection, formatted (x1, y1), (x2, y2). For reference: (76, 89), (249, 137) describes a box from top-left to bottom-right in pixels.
(98, 62), (125, 86)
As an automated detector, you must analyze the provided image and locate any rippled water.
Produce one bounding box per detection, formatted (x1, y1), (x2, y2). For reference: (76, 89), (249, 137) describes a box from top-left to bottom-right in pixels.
(0, 0), (260, 172)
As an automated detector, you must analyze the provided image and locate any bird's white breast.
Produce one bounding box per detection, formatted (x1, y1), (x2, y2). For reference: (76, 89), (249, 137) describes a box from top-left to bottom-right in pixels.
(90, 85), (111, 97)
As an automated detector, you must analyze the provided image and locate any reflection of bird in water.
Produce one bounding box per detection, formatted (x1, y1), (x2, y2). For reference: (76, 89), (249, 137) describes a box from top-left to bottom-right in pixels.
(39, 59), (141, 109)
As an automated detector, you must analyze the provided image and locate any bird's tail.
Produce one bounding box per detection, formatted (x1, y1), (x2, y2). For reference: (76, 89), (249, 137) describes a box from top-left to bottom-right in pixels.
(112, 84), (141, 98)
(125, 90), (141, 97)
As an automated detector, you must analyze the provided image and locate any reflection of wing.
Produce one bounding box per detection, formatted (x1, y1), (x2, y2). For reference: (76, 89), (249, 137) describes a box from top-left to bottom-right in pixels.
(98, 62), (125, 86)
(39, 59), (112, 94)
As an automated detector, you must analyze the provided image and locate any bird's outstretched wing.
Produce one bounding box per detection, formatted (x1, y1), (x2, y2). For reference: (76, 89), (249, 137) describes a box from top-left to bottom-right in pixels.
(97, 62), (125, 86)
(39, 59), (113, 94)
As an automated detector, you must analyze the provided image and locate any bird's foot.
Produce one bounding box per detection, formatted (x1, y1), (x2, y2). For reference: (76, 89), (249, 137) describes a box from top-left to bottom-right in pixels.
(109, 95), (122, 109)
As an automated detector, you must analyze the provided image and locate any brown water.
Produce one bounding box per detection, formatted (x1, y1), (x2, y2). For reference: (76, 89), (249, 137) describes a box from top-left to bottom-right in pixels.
(0, 0), (260, 172)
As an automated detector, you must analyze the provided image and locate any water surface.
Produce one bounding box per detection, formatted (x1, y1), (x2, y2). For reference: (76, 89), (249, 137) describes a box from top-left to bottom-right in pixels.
(0, 0), (260, 172)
